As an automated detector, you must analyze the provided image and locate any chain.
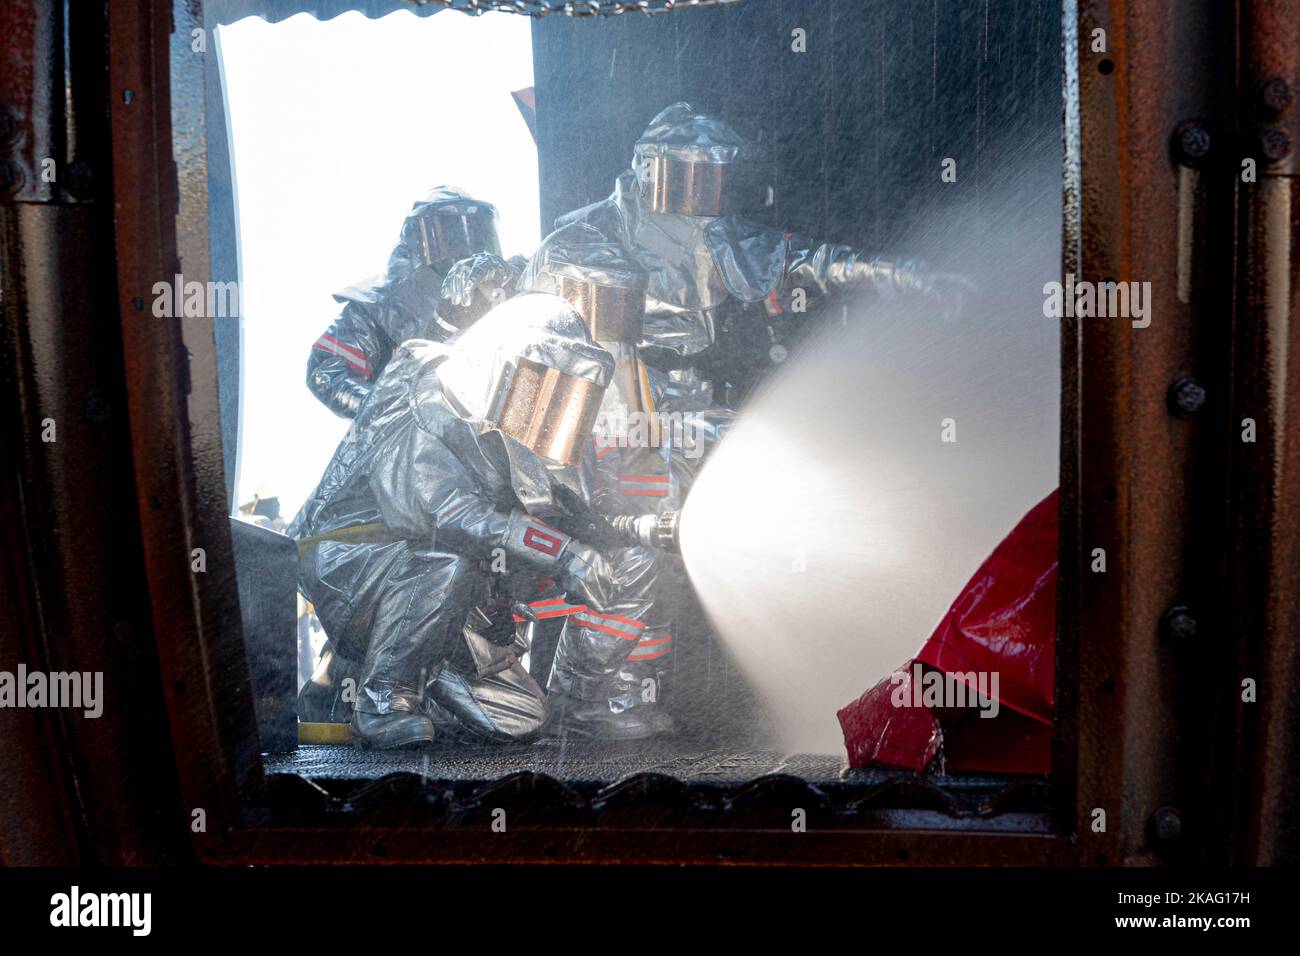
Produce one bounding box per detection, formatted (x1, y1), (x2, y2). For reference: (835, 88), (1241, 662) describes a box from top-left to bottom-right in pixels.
(403, 0), (744, 17)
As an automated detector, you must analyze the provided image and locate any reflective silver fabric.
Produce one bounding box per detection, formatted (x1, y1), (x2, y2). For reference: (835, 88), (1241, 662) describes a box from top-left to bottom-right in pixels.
(557, 102), (965, 405)
(426, 625), (548, 741)
(524, 225), (653, 418)
(521, 221), (649, 295)
(307, 185), (506, 419)
(632, 101), (759, 166)
(290, 298), (665, 744)
(437, 293), (615, 425)
(521, 216), (741, 730)
(560, 169), (955, 343)
(580, 404), (735, 727)
(546, 543), (661, 702)
(435, 251), (523, 331)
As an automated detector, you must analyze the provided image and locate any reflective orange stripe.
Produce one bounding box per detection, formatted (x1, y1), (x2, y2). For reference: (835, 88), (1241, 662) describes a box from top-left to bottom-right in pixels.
(513, 599), (646, 638)
(574, 613), (644, 642)
(617, 474), (669, 497)
(513, 598), (584, 623)
(582, 608), (647, 630)
(575, 618), (641, 641)
(766, 288), (782, 316)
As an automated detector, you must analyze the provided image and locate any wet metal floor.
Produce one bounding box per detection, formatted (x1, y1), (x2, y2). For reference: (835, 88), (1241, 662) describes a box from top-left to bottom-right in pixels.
(260, 742), (1050, 822)
(265, 741), (852, 786)
(263, 742), (1031, 803)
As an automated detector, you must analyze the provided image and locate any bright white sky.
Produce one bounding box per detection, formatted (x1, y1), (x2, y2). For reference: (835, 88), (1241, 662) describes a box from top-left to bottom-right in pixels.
(218, 9), (539, 517)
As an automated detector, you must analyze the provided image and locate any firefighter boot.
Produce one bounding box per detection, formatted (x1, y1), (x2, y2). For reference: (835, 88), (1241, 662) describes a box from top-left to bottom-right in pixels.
(349, 709), (437, 750)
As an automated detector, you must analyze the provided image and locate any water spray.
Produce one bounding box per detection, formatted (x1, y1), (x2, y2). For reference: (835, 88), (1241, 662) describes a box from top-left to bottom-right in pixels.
(651, 164), (1063, 754)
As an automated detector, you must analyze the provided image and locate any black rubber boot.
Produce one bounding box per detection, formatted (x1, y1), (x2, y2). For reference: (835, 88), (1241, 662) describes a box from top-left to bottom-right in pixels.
(349, 710), (437, 750)
(549, 695), (664, 741)
(298, 640), (361, 723)
(601, 665), (675, 739)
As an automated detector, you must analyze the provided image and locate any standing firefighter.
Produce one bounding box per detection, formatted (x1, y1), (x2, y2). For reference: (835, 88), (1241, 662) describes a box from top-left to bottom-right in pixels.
(519, 222), (731, 738)
(557, 102), (968, 408)
(288, 293), (664, 749)
(306, 185), (521, 419)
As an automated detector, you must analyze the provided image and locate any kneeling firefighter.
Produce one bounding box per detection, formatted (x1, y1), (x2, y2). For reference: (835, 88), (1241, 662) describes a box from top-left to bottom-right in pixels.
(289, 293), (664, 748)
(297, 186), (521, 734)
(518, 222), (733, 739)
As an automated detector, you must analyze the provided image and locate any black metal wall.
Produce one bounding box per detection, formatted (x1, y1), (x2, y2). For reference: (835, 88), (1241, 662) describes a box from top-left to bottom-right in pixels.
(533, 0), (1062, 256)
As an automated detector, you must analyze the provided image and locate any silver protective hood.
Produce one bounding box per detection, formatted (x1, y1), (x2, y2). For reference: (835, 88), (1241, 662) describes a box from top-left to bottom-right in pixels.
(631, 101), (759, 166)
(559, 169), (781, 314)
(552, 103), (777, 318)
(387, 185), (502, 279)
(632, 102), (762, 218)
(436, 293), (614, 424)
(435, 293), (614, 466)
(522, 222), (649, 345)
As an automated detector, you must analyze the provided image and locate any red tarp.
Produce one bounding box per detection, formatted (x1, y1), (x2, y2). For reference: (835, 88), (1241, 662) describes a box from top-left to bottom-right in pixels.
(838, 489), (1058, 774)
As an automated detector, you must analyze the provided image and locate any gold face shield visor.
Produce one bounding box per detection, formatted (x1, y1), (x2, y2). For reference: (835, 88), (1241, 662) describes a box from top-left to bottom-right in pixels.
(638, 154), (737, 217)
(489, 358), (607, 466)
(554, 275), (646, 345)
(412, 206), (501, 269)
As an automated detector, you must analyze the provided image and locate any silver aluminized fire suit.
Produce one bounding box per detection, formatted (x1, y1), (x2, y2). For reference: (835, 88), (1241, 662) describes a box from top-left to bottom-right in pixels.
(289, 293), (663, 748)
(556, 102), (967, 408)
(518, 223), (733, 738)
(306, 185), (522, 419)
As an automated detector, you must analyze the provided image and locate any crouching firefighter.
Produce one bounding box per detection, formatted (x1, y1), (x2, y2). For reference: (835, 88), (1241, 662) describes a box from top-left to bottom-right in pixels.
(517, 223), (733, 739)
(288, 293), (664, 748)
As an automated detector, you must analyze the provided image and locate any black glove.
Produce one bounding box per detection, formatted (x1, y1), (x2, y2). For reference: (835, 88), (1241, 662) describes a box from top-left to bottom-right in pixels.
(546, 511), (625, 553)
(547, 485), (627, 552)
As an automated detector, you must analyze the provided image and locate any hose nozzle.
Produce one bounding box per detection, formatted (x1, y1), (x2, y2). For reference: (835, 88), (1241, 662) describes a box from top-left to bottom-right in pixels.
(612, 510), (681, 554)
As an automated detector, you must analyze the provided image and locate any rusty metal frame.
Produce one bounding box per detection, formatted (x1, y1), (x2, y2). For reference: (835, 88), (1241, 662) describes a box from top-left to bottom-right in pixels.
(1059, 0), (1299, 867)
(0, 0), (196, 866)
(1058, 0), (1244, 867)
(0, 0), (1272, 864)
(1220, 0), (1300, 867)
(106, 0), (264, 849)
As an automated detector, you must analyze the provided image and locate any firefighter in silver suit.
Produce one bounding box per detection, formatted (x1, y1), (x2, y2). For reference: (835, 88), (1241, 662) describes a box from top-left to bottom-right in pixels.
(298, 187), (521, 728)
(305, 185), (522, 419)
(556, 102), (969, 408)
(519, 223), (733, 739)
(289, 293), (662, 749)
